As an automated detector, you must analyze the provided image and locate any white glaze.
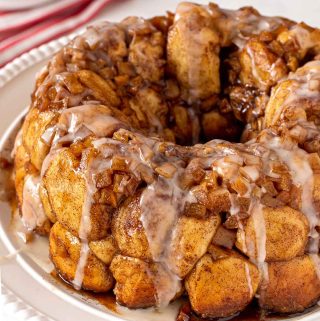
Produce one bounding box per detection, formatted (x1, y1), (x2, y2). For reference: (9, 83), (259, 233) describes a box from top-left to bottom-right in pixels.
(241, 165), (260, 182)
(260, 262), (269, 284)
(249, 200), (267, 267)
(56, 105), (127, 144)
(267, 137), (320, 252)
(245, 45), (265, 86)
(245, 262), (254, 298)
(21, 175), (47, 231)
(82, 131), (201, 307)
(139, 173), (195, 307)
(73, 242), (90, 290)
(215, 6), (285, 49)
(39, 105), (128, 290)
(229, 192), (248, 255)
(289, 24), (317, 51)
(268, 60), (320, 127)
(41, 104), (128, 177)
(14, 5), (320, 311)
(40, 147), (65, 178)
(310, 254), (320, 281)
(229, 193), (240, 216)
(41, 126), (56, 145)
(73, 154), (96, 290)
(187, 108), (200, 145)
(173, 2), (220, 100)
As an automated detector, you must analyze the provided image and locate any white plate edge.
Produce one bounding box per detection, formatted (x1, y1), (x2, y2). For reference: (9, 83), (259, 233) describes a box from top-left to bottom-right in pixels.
(0, 34), (73, 88)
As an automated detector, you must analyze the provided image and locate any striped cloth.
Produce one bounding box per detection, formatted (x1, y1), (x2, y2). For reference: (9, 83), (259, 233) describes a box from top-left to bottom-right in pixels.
(0, 0), (114, 67)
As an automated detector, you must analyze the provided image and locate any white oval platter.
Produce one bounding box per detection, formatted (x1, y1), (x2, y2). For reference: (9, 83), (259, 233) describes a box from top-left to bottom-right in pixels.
(1, 1), (320, 321)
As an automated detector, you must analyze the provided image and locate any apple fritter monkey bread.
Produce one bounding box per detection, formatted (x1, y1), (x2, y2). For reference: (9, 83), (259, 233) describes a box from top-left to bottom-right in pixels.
(13, 2), (320, 319)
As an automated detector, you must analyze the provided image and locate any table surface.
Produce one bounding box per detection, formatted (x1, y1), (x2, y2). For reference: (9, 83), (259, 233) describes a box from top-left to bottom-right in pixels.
(1, 0), (320, 320)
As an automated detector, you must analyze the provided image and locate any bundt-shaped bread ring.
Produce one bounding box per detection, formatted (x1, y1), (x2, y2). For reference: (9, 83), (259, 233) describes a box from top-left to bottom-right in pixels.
(12, 1), (320, 319)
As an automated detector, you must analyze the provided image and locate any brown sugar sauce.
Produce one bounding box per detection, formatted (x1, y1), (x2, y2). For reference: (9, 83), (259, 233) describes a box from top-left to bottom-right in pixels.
(50, 270), (118, 314)
(176, 302), (318, 321)
(50, 271), (318, 321)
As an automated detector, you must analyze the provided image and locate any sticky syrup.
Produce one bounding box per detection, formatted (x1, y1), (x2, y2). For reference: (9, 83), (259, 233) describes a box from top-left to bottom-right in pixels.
(175, 301), (319, 321)
(50, 270), (118, 313)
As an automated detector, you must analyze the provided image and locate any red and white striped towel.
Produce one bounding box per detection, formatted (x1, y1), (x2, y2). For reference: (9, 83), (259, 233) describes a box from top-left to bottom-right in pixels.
(0, 0), (114, 67)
